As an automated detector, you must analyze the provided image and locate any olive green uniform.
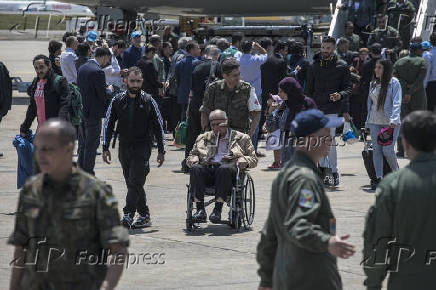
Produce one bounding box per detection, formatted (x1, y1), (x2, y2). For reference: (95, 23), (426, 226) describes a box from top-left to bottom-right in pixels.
(257, 151), (341, 290)
(346, 33), (361, 52)
(8, 169), (129, 290)
(367, 26), (400, 50)
(200, 79), (252, 134)
(393, 54), (427, 154)
(363, 152), (436, 290)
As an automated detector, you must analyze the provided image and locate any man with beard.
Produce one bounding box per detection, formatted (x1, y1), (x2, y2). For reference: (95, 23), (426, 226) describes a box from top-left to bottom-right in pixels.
(20, 54), (70, 136)
(305, 36), (352, 186)
(102, 66), (165, 229)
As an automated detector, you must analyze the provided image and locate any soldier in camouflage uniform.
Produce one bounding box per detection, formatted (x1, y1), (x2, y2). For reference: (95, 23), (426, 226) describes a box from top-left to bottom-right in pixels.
(367, 14), (401, 51)
(363, 111), (436, 290)
(200, 57), (261, 137)
(257, 109), (355, 290)
(9, 119), (129, 290)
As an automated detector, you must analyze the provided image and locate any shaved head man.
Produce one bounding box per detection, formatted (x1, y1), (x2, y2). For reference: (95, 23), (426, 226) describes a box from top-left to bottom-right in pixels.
(34, 118), (76, 181)
(9, 119), (129, 290)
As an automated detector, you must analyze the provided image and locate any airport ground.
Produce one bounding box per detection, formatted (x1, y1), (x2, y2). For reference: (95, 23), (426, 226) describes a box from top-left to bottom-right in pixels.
(0, 40), (410, 289)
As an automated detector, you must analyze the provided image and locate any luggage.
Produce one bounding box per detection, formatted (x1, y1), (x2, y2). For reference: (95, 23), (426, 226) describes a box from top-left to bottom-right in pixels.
(361, 129), (392, 182)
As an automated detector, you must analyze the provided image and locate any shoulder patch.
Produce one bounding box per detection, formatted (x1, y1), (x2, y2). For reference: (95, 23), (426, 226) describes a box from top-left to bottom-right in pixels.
(298, 189), (315, 208)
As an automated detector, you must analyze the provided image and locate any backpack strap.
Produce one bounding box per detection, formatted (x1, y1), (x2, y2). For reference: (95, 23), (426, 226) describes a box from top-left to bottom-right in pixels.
(209, 61), (217, 80)
(53, 75), (62, 93)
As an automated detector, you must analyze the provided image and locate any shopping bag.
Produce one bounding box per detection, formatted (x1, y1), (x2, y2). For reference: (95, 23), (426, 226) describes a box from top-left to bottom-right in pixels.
(266, 129), (282, 151)
(174, 121), (188, 148)
(342, 121), (358, 144)
(350, 119), (360, 140)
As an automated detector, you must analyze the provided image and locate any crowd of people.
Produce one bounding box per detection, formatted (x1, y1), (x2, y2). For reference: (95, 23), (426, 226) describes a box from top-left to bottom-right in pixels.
(1, 1), (436, 287)
(1, 16), (434, 212)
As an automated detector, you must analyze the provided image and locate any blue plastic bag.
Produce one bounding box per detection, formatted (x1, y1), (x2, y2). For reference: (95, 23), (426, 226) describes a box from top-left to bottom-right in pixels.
(13, 131), (34, 189)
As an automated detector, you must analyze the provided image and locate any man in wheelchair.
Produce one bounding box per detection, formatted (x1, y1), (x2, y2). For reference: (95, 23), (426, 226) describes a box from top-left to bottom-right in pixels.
(186, 109), (258, 223)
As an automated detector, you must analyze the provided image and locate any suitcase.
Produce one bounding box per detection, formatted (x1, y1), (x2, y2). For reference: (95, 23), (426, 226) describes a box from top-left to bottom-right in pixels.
(361, 129), (392, 182)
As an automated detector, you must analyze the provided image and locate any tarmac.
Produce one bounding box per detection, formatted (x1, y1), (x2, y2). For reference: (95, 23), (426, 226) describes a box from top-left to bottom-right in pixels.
(0, 40), (411, 289)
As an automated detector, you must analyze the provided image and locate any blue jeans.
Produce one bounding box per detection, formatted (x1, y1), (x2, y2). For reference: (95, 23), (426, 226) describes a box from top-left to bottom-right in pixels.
(281, 135), (295, 166)
(368, 123), (400, 178)
(78, 118), (102, 175)
(251, 124), (260, 151)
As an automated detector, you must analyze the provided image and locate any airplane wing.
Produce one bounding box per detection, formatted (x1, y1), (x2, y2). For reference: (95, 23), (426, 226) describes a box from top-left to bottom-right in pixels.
(57, 0), (333, 16)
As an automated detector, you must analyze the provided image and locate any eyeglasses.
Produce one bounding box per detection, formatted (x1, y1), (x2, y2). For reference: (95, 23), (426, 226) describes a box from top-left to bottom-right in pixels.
(210, 119), (227, 127)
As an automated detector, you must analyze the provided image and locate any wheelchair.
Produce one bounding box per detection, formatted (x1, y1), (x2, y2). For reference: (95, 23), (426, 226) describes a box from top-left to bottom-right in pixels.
(186, 167), (255, 232)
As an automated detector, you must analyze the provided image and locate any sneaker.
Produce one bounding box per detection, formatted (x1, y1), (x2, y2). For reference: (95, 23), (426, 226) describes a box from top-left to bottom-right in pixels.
(267, 162), (281, 169)
(332, 173), (340, 186)
(323, 174), (334, 187)
(132, 214), (152, 229)
(209, 207), (222, 224)
(256, 151), (266, 158)
(181, 159), (189, 173)
(121, 214), (134, 228)
(192, 208), (207, 223)
(371, 178), (382, 190)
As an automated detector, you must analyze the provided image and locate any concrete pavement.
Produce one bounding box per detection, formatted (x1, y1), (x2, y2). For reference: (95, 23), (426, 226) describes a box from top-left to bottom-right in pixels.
(0, 40), (410, 289)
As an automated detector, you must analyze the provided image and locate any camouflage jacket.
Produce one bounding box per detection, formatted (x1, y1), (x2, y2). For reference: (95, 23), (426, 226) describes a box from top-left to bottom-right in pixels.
(8, 168), (129, 289)
(200, 79), (252, 133)
(186, 129), (258, 169)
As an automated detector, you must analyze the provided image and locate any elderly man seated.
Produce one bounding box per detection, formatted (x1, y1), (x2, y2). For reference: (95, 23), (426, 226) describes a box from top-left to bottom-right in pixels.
(187, 109), (258, 223)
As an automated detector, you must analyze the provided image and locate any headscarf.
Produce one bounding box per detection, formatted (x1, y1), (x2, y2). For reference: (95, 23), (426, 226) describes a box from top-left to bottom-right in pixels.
(278, 77), (316, 131)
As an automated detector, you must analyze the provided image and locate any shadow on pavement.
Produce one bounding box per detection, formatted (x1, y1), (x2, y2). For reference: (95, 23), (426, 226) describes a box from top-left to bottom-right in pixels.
(128, 229), (159, 235)
(183, 224), (246, 237)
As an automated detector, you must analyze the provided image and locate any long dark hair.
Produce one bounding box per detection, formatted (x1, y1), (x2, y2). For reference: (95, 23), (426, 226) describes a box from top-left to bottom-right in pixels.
(372, 59), (392, 111)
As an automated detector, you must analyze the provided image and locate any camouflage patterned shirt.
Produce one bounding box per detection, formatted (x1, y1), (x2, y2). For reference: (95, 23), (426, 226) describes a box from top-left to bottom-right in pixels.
(8, 168), (129, 289)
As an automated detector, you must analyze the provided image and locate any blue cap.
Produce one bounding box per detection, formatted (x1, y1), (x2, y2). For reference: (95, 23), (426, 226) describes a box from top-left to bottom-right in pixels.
(410, 42), (422, 50)
(131, 31), (142, 38)
(87, 30), (97, 42)
(291, 109), (344, 137)
(422, 41), (432, 50)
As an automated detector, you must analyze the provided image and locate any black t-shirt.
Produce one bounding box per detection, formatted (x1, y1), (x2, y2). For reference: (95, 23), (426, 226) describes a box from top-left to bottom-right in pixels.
(191, 59), (221, 106)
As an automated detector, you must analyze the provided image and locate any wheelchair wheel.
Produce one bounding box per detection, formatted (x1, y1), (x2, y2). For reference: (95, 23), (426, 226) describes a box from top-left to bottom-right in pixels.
(242, 173), (255, 230)
(186, 186), (194, 231)
(229, 187), (241, 232)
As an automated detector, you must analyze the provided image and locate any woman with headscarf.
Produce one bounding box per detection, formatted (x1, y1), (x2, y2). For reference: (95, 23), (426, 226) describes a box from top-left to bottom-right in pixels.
(266, 77), (317, 166)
